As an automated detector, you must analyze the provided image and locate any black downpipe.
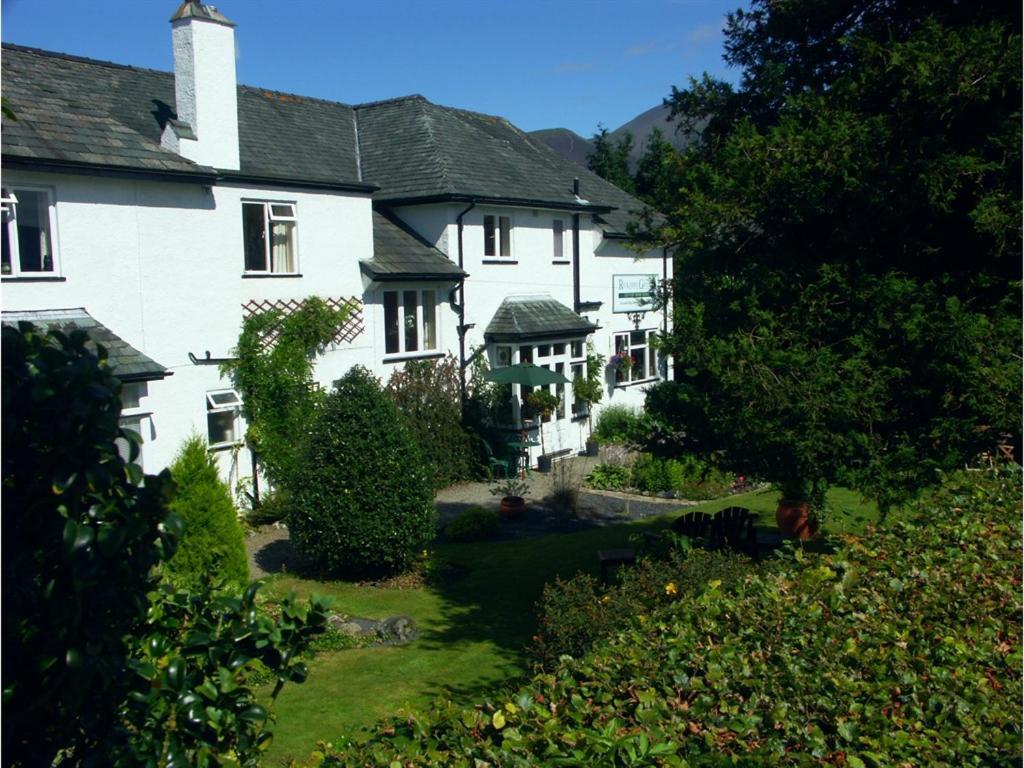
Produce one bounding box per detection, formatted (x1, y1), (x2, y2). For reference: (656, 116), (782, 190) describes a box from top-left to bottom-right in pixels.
(456, 202), (476, 411)
(572, 178), (581, 312)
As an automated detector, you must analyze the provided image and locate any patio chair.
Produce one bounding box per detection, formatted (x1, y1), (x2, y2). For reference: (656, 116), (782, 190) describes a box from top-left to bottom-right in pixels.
(482, 440), (511, 480)
(711, 506), (758, 556)
(671, 511), (713, 545)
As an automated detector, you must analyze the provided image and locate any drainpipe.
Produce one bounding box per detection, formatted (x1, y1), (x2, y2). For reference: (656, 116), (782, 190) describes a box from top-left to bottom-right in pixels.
(455, 202), (476, 411)
(572, 178), (581, 312)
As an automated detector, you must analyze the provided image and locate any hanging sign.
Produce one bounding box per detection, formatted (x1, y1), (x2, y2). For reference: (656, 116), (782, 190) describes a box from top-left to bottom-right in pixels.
(612, 274), (657, 313)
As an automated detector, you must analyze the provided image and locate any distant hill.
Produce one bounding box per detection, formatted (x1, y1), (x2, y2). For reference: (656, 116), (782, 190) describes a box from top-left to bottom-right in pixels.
(531, 103), (699, 171)
(528, 128), (594, 167)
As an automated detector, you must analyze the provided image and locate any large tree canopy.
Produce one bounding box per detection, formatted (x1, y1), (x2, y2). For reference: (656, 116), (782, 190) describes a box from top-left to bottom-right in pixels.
(646, 0), (1021, 508)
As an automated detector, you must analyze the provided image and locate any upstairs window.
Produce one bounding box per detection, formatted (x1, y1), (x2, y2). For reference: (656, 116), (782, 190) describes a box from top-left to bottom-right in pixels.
(2, 187), (59, 277)
(384, 288), (438, 356)
(207, 389), (243, 449)
(483, 214), (512, 258)
(243, 201), (297, 273)
(552, 219), (566, 261)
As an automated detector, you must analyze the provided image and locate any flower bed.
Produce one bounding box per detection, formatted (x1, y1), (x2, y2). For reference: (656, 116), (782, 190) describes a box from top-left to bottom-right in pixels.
(585, 453), (750, 501)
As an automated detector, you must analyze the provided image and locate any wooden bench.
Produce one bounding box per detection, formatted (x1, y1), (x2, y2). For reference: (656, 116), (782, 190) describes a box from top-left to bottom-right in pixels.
(597, 548), (636, 584)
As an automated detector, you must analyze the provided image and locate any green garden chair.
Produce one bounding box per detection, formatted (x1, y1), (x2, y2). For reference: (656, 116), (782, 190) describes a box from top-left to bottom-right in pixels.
(483, 440), (511, 479)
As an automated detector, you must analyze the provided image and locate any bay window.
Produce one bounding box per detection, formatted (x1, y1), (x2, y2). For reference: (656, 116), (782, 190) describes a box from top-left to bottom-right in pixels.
(2, 187), (59, 277)
(243, 200), (297, 273)
(384, 288), (438, 355)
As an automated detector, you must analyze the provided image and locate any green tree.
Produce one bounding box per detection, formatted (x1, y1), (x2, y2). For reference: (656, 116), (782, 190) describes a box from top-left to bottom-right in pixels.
(164, 435), (249, 589)
(633, 127), (679, 210)
(587, 125), (635, 193)
(222, 297), (349, 488)
(1, 323), (328, 766)
(646, 0), (1021, 510)
(288, 366), (435, 575)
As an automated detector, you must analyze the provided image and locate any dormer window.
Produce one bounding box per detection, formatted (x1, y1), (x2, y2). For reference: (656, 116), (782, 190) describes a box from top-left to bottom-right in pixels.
(242, 200), (297, 274)
(483, 214), (512, 258)
(2, 187), (59, 277)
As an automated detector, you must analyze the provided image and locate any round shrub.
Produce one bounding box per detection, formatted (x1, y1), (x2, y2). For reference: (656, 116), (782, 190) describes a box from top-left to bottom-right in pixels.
(287, 366), (435, 575)
(444, 506), (500, 542)
(164, 435), (249, 589)
(592, 404), (650, 444)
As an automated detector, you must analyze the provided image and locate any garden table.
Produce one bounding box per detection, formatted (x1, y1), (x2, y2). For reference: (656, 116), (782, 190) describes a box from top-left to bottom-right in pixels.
(505, 437), (540, 478)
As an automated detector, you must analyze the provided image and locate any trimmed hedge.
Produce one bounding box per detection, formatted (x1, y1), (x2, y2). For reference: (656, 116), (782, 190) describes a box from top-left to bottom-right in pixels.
(303, 467), (1022, 766)
(287, 367), (435, 575)
(164, 435), (249, 589)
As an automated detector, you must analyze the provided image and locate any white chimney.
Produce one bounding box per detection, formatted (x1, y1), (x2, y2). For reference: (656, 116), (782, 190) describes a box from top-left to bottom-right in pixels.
(162, 1), (240, 170)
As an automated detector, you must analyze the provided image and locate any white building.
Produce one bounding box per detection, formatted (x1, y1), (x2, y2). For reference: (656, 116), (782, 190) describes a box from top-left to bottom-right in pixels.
(1, 1), (671, 487)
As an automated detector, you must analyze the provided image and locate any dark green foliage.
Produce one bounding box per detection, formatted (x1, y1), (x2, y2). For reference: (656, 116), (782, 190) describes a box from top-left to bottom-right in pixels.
(164, 435), (249, 589)
(386, 354), (479, 490)
(631, 454), (733, 500)
(305, 467), (1022, 766)
(1, 322), (177, 766)
(584, 463), (631, 490)
(591, 404), (650, 444)
(633, 127), (680, 210)
(245, 488), (291, 527)
(1, 322), (328, 767)
(646, 0), (1021, 509)
(444, 506), (501, 542)
(287, 366), (435, 575)
(586, 126), (635, 193)
(531, 548), (751, 668)
(222, 296), (349, 487)
(119, 581), (329, 766)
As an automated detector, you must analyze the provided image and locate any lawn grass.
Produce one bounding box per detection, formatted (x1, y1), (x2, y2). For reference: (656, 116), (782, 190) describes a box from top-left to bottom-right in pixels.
(261, 487), (876, 764)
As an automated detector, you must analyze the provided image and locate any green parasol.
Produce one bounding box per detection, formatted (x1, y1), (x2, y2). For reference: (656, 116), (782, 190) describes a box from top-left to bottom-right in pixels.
(483, 363), (570, 386)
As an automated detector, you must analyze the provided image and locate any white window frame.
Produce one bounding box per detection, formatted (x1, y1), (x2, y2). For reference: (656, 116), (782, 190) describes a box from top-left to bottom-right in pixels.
(206, 388), (243, 450)
(483, 213), (513, 259)
(1, 185), (60, 277)
(116, 382), (151, 469)
(241, 200), (299, 274)
(552, 218), (568, 262)
(382, 287), (440, 358)
(613, 329), (659, 386)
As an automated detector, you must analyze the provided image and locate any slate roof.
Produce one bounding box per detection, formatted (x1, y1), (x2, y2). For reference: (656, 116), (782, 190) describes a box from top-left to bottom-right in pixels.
(363, 210), (466, 281)
(484, 295), (598, 342)
(2, 308), (170, 381)
(1, 43), (656, 234)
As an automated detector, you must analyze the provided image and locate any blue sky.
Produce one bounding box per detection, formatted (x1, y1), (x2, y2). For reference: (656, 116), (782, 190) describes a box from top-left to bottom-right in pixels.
(1, 0), (741, 137)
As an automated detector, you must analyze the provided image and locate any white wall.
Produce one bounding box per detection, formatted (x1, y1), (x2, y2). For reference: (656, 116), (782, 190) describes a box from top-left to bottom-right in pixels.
(2, 170), (375, 483)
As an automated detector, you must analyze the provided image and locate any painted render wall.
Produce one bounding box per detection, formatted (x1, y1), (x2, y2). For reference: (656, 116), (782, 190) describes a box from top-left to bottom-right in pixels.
(1, 170), (377, 485)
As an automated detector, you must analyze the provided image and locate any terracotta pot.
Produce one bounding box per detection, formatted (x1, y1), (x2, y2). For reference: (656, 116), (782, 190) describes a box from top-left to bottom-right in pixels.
(776, 500), (818, 540)
(499, 495), (526, 519)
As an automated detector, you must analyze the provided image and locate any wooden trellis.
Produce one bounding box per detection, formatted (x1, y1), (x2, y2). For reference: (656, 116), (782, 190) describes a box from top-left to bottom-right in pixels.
(240, 296), (364, 348)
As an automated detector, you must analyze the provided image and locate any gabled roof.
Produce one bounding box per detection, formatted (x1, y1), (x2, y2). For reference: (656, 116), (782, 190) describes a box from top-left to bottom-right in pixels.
(484, 295), (598, 342)
(2, 308), (170, 382)
(1, 43), (656, 234)
(362, 210), (466, 281)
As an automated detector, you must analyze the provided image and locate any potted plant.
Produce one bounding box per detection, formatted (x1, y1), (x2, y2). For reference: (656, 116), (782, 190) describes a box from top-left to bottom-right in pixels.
(490, 476), (529, 518)
(775, 478), (825, 540)
(525, 390), (560, 471)
(572, 348), (606, 456)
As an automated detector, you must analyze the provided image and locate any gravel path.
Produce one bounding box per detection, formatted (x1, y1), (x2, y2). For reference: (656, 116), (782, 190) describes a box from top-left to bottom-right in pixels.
(245, 456), (697, 579)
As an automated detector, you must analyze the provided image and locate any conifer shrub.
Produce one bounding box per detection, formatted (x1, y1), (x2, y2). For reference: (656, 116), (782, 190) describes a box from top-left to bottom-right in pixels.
(163, 435), (249, 589)
(287, 366), (435, 575)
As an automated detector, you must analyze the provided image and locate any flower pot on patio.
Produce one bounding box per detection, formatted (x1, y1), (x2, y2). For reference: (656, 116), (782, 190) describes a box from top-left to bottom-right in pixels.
(499, 495), (526, 519)
(775, 499), (818, 540)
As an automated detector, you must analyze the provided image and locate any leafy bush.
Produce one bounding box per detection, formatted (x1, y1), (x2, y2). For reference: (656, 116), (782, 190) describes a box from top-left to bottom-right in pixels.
(287, 366), (435, 575)
(531, 548), (751, 667)
(584, 463), (631, 490)
(386, 355), (480, 490)
(631, 453), (734, 499)
(1, 322), (328, 767)
(303, 467), (1022, 767)
(444, 507), (501, 542)
(245, 488), (291, 527)
(164, 435), (249, 589)
(592, 404), (650, 444)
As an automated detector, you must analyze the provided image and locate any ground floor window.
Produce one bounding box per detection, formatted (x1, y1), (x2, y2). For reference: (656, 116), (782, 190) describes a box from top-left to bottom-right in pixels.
(491, 338), (588, 423)
(207, 389), (242, 449)
(116, 382), (149, 470)
(613, 330), (658, 385)
(384, 288), (438, 355)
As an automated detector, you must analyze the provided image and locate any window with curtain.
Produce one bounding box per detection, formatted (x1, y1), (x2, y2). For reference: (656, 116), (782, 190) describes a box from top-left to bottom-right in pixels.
(483, 214), (512, 258)
(2, 187), (58, 277)
(242, 201), (297, 273)
(383, 288), (439, 356)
